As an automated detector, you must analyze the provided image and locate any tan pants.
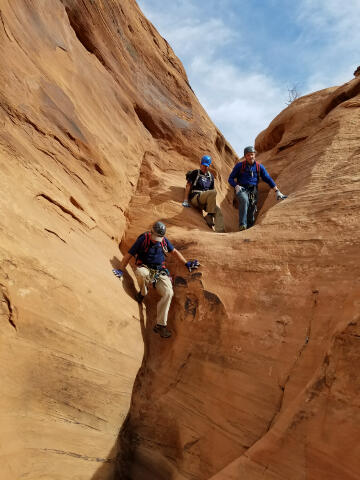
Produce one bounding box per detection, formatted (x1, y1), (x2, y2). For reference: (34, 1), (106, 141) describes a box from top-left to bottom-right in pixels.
(190, 190), (225, 232)
(135, 266), (173, 326)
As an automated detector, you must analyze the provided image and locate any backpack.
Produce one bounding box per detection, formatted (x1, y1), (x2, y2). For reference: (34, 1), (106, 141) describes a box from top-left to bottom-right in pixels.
(135, 231), (168, 266)
(185, 169), (213, 189)
(240, 161), (261, 184)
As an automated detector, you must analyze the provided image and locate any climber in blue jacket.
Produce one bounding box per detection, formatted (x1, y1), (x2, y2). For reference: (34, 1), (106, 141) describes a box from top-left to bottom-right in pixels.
(228, 146), (287, 230)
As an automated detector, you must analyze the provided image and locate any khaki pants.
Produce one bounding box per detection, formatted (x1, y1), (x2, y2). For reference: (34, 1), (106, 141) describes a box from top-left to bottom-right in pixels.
(190, 190), (225, 232)
(135, 266), (174, 326)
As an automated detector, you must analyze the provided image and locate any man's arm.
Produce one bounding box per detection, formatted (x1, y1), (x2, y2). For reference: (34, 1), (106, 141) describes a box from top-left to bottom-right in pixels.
(119, 252), (133, 271)
(259, 164), (276, 189)
(183, 182), (192, 202)
(171, 248), (187, 264)
(228, 164), (239, 187)
(170, 248), (200, 272)
(259, 165), (287, 200)
(113, 236), (142, 277)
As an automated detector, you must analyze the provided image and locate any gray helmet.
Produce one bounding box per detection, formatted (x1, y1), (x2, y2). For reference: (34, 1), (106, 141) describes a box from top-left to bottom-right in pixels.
(152, 221), (166, 237)
(244, 146), (256, 155)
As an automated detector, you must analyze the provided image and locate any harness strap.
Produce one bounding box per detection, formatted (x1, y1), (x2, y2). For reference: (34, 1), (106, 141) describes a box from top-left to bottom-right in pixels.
(193, 169), (201, 188)
(240, 161), (261, 184)
(139, 264), (171, 286)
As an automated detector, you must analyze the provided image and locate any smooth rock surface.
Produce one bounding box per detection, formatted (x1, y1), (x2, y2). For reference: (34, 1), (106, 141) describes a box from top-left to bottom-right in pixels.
(0, 1), (237, 479)
(0, 1), (359, 480)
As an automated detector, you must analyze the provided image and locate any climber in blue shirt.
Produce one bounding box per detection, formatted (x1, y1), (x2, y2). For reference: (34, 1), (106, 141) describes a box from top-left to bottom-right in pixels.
(228, 146), (287, 230)
(112, 221), (200, 338)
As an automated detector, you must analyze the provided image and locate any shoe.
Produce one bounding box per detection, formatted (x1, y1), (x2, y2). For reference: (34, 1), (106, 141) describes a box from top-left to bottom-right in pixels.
(135, 291), (145, 303)
(204, 213), (215, 228)
(153, 324), (172, 338)
(238, 225), (246, 231)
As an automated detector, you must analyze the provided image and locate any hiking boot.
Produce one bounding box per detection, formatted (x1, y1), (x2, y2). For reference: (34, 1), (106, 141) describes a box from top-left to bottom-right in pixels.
(204, 213), (215, 228)
(153, 324), (172, 338)
(238, 225), (247, 231)
(135, 291), (145, 303)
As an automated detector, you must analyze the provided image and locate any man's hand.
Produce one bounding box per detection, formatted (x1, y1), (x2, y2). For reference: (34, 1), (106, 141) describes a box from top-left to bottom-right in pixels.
(276, 190), (287, 201)
(185, 260), (200, 272)
(235, 185), (242, 194)
(182, 200), (190, 207)
(112, 269), (124, 278)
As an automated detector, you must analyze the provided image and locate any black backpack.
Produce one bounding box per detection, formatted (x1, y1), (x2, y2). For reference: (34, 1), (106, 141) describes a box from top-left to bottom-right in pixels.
(185, 169), (213, 188)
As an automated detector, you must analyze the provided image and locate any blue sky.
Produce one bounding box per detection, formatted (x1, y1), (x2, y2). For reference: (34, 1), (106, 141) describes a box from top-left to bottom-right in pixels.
(137, 0), (360, 155)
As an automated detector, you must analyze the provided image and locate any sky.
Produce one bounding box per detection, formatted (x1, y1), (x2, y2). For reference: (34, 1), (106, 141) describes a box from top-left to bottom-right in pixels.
(137, 0), (360, 155)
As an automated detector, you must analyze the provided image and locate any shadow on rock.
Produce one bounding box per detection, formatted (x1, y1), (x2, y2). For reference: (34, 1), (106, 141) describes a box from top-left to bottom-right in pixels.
(90, 262), (148, 480)
(110, 256), (138, 301)
(150, 185), (184, 205)
(113, 273), (230, 479)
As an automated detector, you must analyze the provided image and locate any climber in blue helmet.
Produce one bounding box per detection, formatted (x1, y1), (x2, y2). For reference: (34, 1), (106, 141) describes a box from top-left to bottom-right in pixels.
(182, 155), (225, 233)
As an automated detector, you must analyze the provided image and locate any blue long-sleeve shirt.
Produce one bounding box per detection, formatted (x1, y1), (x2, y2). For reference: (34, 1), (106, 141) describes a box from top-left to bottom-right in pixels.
(228, 161), (276, 189)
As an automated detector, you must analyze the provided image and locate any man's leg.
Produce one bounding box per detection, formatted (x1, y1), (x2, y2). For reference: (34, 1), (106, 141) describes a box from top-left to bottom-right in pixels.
(197, 190), (226, 231)
(213, 206), (225, 233)
(190, 193), (213, 227)
(135, 266), (150, 297)
(247, 189), (258, 228)
(155, 273), (174, 326)
(236, 189), (249, 229)
(198, 189), (216, 213)
(190, 194), (202, 209)
(247, 201), (257, 227)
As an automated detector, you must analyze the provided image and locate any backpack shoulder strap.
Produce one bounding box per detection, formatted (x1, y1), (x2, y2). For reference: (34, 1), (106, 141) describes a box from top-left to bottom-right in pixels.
(192, 169), (201, 188)
(256, 162), (261, 183)
(161, 237), (168, 256)
(141, 232), (151, 252)
(240, 161), (246, 172)
(135, 232), (151, 265)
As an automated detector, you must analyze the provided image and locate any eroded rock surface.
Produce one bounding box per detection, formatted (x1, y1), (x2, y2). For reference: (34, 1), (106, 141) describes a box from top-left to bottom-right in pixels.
(1, 1), (360, 480)
(118, 77), (360, 479)
(0, 1), (236, 479)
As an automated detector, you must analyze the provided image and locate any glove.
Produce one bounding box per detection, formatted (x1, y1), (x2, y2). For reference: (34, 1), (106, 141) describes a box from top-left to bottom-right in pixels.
(112, 268), (124, 278)
(276, 190), (287, 201)
(182, 200), (190, 207)
(185, 259), (200, 272)
(235, 185), (242, 194)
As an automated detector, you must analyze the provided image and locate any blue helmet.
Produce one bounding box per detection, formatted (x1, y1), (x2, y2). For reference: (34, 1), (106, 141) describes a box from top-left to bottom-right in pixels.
(201, 155), (212, 166)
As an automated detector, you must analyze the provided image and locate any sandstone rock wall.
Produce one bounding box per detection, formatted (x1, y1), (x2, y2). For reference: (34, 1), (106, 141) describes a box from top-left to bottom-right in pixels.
(1, 1), (359, 480)
(118, 79), (360, 479)
(0, 1), (236, 479)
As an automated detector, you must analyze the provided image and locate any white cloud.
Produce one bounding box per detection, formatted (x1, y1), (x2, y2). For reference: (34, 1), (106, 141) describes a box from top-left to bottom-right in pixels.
(189, 58), (284, 151)
(137, 0), (285, 154)
(137, 0), (359, 154)
(296, 0), (360, 92)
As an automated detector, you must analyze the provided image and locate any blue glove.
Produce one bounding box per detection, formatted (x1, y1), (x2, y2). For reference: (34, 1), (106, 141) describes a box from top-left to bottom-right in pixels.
(112, 268), (124, 278)
(182, 200), (190, 207)
(185, 260), (200, 272)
